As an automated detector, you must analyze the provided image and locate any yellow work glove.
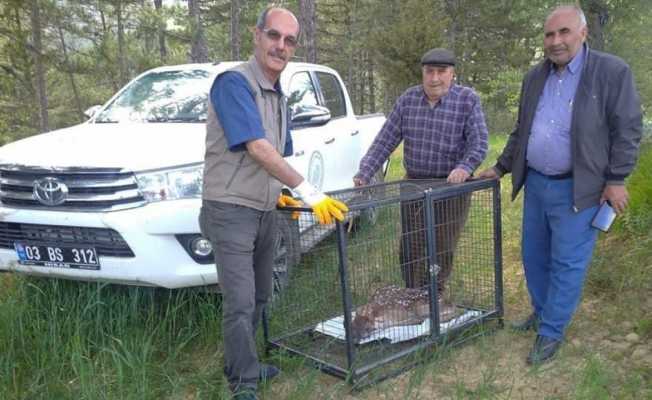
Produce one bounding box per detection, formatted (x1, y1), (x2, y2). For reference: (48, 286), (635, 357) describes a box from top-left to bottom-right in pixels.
(292, 180), (349, 225)
(277, 194), (302, 220)
(311, 196), (348, 225)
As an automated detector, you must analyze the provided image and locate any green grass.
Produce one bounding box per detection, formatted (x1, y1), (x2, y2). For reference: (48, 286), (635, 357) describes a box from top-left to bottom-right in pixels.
(1, 135), (651, 399)
(619, 142), (652, 235)
(0, 278), (228, 399)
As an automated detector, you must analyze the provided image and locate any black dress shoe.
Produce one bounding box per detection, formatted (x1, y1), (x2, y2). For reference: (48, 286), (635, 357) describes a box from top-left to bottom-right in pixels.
(527, 334), (562, 365)
(258, 363), (280, 383)
(511, 313), (539, 332)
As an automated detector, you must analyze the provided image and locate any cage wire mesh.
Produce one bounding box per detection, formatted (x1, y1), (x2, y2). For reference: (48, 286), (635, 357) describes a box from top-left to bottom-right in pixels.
(265, 178), (503, 385)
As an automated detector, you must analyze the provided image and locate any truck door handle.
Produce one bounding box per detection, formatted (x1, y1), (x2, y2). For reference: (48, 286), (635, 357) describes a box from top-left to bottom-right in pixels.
(350, 130), (359, 136)
(294, 150), (305, 157)
(325, 137), (335, 144)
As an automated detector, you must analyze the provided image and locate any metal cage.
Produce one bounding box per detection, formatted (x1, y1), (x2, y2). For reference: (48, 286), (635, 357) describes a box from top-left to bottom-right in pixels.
(264, 178), (503, 386)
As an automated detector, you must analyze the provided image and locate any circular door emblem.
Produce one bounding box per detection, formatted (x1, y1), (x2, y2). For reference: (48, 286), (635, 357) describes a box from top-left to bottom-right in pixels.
(33, 177), (69, 206)
(307, 151), (324, 190)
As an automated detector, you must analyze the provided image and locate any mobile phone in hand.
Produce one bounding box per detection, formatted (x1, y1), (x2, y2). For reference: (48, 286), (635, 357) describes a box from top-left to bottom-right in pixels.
(591, 201), (617, 232)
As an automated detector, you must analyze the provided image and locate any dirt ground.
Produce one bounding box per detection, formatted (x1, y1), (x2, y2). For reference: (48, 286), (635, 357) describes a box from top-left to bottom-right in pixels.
(261, 266), (652, 400)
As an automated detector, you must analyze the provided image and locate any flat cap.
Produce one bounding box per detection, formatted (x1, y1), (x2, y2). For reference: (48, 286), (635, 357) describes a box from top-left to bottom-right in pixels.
(421, 48), (456, 66)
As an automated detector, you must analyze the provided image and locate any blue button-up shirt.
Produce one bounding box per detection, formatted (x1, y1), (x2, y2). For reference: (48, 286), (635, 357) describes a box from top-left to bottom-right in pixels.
(527, 45), (586, 175)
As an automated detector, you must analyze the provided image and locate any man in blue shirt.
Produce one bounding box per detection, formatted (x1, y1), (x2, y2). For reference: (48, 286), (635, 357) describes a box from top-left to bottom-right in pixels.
(480, 5), (642, 365)
(199, 7), (348, 399)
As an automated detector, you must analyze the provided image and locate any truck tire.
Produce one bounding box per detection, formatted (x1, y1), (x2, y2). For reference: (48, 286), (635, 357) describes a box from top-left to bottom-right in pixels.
(360, 169), (385, 225)
(272, 212), (301, 294)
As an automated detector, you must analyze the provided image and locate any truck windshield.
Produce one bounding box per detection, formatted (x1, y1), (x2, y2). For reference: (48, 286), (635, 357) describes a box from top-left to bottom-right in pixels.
(94, 70), (212, 123)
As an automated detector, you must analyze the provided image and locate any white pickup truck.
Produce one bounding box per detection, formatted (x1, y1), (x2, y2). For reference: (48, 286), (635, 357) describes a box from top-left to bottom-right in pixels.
(0, 61), (386, 289)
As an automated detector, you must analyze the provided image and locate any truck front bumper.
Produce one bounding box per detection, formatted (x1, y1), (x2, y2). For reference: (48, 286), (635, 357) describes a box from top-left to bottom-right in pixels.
(0, 199), (218, 288)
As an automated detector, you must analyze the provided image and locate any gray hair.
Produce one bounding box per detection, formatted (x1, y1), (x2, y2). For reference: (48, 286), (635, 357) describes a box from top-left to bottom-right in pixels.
(255, 6), (272, 30)
(550, 4), (587, 27)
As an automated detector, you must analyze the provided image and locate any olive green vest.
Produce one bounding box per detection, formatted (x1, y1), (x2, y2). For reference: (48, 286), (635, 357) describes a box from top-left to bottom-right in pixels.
(202, 57), (288, 211)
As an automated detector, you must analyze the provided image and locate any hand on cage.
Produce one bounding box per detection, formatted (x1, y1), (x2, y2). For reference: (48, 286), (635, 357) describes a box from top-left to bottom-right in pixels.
(447, 168), (470, 183)
(477, 166), (501, 180)
(276, 194), (302, 220)
(292, 180), (349, 225)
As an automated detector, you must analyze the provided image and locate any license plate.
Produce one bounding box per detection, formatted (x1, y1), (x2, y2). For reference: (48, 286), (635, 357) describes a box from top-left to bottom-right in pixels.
(14, 242), (100, 270)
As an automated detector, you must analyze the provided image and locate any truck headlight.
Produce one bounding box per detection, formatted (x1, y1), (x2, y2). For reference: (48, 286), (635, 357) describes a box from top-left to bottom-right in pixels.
(135, 164), (203, 202)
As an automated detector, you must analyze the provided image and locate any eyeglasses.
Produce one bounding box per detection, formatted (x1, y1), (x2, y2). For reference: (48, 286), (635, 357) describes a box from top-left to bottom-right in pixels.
(262, 28), (299, 48)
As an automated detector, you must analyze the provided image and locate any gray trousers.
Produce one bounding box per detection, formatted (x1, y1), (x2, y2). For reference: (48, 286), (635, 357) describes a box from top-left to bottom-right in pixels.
(199, 200), (277, 392)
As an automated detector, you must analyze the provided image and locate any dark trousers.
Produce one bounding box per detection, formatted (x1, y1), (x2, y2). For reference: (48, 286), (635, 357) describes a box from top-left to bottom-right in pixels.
(199, 200), (277, 392)
(399, 192), (471, 296)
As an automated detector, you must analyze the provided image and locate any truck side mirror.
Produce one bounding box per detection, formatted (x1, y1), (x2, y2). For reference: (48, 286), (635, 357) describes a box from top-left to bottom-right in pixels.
(84, 105), (102, 119)
(291, 105), (331, 128)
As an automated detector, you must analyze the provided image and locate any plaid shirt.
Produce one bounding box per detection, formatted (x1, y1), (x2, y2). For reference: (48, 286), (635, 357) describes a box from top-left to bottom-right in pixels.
(356, 84), (488, 182)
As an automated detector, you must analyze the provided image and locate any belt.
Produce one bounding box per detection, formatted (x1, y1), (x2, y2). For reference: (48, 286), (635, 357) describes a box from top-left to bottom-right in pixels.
(528, 167), (572, 180)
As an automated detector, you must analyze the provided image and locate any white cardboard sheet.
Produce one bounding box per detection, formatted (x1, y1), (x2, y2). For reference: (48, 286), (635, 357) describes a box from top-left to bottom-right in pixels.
(314, 309), (483, 344)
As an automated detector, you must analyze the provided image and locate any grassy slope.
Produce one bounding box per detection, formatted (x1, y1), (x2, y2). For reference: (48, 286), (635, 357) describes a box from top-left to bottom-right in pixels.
(0, 137), (650, 399)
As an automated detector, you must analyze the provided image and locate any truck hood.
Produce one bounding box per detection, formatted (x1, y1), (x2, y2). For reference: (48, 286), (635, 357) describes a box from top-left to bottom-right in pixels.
(0, 122), (206, 171)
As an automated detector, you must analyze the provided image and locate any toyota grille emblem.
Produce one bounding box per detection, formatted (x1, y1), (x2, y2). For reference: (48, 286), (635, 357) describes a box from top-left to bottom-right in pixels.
(33, 177), (69, 206)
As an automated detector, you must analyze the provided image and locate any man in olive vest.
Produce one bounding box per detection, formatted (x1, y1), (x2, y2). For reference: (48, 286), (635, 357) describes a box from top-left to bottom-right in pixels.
(199, 7), (348, 399)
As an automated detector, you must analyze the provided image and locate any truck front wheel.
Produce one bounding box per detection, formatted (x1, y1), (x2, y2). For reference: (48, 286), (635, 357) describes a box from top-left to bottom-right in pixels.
(360, 169), (386, 225)
(272, 212), (301, 294)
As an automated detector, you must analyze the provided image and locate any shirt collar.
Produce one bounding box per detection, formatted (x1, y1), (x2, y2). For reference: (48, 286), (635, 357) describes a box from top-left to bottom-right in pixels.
(248, 56), (285, 95)
(551, 43), (586, 76)
(566, 43), (587, 75)
(421, 84), (455, 106)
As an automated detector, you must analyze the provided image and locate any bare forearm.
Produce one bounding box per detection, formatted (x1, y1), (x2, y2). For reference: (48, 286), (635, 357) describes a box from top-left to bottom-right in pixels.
(246, 138), (304, 188)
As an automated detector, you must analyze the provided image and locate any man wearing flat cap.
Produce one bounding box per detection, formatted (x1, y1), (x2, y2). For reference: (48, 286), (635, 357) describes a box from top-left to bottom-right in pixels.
(354, 47), (488, 306)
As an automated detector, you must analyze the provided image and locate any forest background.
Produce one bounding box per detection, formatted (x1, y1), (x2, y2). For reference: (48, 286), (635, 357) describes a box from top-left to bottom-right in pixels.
(0, 0), (651, 145)
(1, 1), (652, 399)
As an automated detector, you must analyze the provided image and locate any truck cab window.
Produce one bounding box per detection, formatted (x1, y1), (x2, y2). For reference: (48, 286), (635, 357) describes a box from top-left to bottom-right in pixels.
(315, 72), (346, 119)
(288, 72), (319, 118)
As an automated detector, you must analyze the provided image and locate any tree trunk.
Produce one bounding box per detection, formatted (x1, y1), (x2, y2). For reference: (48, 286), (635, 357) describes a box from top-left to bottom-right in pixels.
(358, 58), (364, 115)
(10, 5), (34, 98)
(30, 0), (48, 132)
(583, 0), (609, 51)
(116, 0), (128, 86)
(153, 0), (167, 62)
(97, 3), (119, 92)
(230, 0), (240, 60)
(444, 0), (459, 48)
(188, 0), (209, 62)
(57, 25), (84, 122)
(345, 1), (354, 96)
(367, 51), (375, 113)
(99, 4), (107, 33)
(299, 0), (317, 63)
